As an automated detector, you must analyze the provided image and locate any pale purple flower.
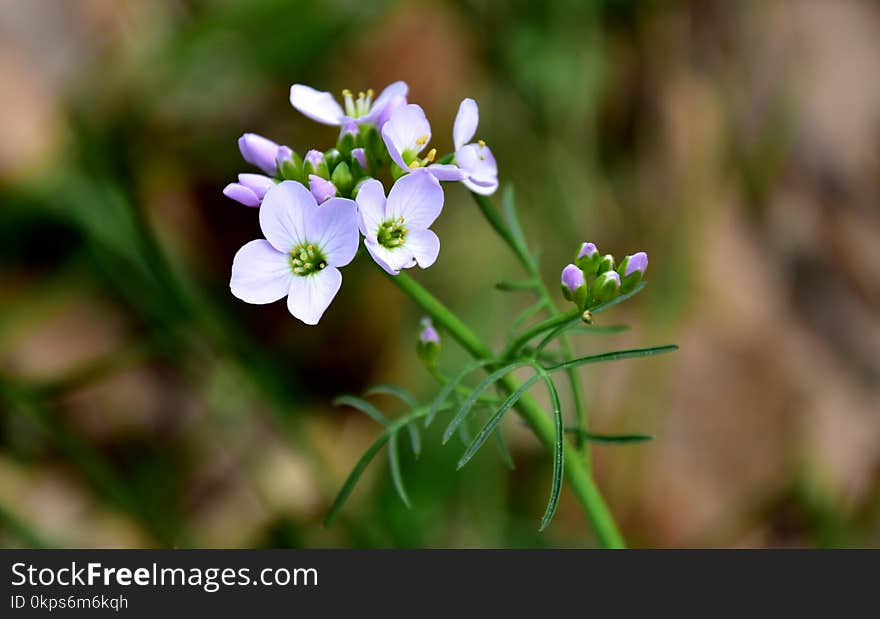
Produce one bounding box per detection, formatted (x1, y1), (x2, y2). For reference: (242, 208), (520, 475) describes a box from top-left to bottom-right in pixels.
(381, 104), (465, 181)
(223, 174), (275, 207)
(419, 318), (440, 345)
(309, 174), (337, 204)
(238, 133), (282, 176)
(230, 181), (359, 325)
(351, 148), (367, 169)
(356, 171), (443, 275)
(561, 264), (585, 295)
(452, 99), (498, 195)
(290, 81), (409, 129)
(624, 251), (649, 277)
(578, 242), (598, 260)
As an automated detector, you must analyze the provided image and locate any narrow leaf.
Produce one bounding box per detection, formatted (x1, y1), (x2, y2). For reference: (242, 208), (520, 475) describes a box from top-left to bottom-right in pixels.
(565, 428), (653, 443)
(425, 359), (494, 428)
(493, 428), (516, 470)
(547, 345), (678, 373)
(457, 374), (540, 469)
(324, 433), (391, 526)
(537, 370), (564, 532)
(534, 317), (581, 355)
(333, 395), (391, 426)
(508, 299), (549, 338)
(495, 279), (538, 292)
(502, 184), (529, 254)
(364, 384), (419, 409)
(387, 431), (410, 508)
(406, 422), (422, 457)
(568, 324), (630, 335)
(443, 361), (530, 444)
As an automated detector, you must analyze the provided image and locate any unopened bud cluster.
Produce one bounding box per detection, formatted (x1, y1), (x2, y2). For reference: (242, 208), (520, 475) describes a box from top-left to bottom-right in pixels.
(561, 242), (648, 310)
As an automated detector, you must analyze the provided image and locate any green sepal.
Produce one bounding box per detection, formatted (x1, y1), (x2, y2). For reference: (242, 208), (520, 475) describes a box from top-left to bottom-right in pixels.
(331, 161), (354, 197)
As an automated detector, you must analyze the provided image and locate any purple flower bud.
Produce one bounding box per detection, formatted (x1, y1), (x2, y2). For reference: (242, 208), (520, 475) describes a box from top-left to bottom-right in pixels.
(420, 324), (440, 345)
(238, 133), (280, 176)
(561, 264), (586, 293)
(275, 145), (293, 167)
(577, 242), (598, 260)
(305, 149), (324, 170)
(624, 251), (648, 277)
(352, 148), (367, 170)
(237, 173), (274, 200)
(340, 120), (359, 136)
(308, 174), (337, 203)
(223, 182), (261, 208)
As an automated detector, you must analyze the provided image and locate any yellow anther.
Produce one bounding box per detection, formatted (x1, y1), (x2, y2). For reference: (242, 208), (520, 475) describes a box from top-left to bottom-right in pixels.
(478, 139), (486, 147)
(319, 262), (326, 269)
(415, 134), (429, 146)
(342, 89), (352, 98)
(409, 161), (421, 169)
(367, 89), (374, 98)
(426, 148), (437, 163)
(358, 91), (365, 100)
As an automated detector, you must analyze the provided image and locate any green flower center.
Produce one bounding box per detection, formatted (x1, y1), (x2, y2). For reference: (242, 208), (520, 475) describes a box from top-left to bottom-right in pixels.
(289, 242), (327, 276)
(377, 217), (408, 249)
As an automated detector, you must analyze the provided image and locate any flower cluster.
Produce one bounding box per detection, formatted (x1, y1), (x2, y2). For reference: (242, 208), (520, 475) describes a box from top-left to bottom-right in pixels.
(226, 82), (498, 324)
(560, 243), (648, 310)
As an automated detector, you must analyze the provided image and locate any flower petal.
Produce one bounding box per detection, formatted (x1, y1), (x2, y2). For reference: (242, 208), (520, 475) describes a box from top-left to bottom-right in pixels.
(381, 104), (431, 170)
(238, 173), (274, 199)
(355, 178), (387, 239)
(363, 81), (409, 123)
(238, 133), (280, 175)
(404, 229), (440, 269)
(290, 84), (346, 126)
(385, 170), (443, 230)
(259, 180), (316, 252)
(287, 266), (342, 325)
(457, 143), (498, 195)
(230, 240), (293, 304)
(364, 240), (415, 276)
(307, 197), (360, 267)
(426, 163), (466, 182)
(453, 98), (479, 151)
(223, 183), (261, 207)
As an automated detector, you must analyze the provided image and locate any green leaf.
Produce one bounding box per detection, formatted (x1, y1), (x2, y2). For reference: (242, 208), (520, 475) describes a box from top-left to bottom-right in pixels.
(507, 299), (549, 339)
(387, 431), (410, 508)
(443, 361), (531, 444)
(546, 345), (678, 373)
(502, 184), (529, 255)
(425, 359), (494, 428)
(405, 422), (422, 458)
(537, 370), (564, 532)
(364, 384), (418, 409)
(457, 373), (540, 469)
(333, 395), (391, 426)
(493, 427), (516, 470)
(495, 279), (538, 292)
(590, 281), (646, 315)
(324, 432), (391, 527)
(534, 316), (581, 355)
(565, 428), (653, 443)
(568, 324), (630, 335)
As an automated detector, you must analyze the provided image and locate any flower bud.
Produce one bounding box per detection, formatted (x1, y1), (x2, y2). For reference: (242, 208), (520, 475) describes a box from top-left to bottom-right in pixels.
(590, 270), (621, 303)
(560, 264), (588, 309)
(337, 126), (357, 157)
(276, 147), (305, 183)
(223, 182), (261, 207)
(237, 173), (274, 200)
(351, 148), (368, 171)
(417, 317), (440, 364)
(308, 174), (337, 203)
(304, 150), (329, 179)
(574, 242), (600, 275)
(324, 148), (342, 173)
(617, 252), (648, 293)
(596, 254), (616, 275)
(238, 133), (281, 176)
(330, 161), (354, 196)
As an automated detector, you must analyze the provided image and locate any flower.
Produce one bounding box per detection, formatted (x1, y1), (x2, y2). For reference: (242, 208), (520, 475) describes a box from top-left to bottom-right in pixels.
(574, 242), (600, 274)
(452, 99), (498, 195)
(561, 264), (588, 308)
(308, 174), (337, 203)
(223, 173), (275, 207)
(419, 317), (440, 345)
(381, 104), (465, 181)
(356, 171), (443, 275)
(290, 81), (409, 129)
(238, 133), (283, 176)
(230, 181), (359, 325)
(591, 270), (621, 303)
(416, 316), (441, 363)
(617, 251), (648, 293)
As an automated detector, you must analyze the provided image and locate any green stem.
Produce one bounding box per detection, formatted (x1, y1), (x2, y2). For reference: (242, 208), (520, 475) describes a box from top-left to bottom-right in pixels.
(388, 271), (625, 548)
(503, 307), (581, 360)
(472, 193), (590, 452)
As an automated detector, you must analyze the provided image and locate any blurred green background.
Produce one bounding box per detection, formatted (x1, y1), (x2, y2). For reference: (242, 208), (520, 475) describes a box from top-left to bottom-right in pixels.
(1, 0), (878, 548)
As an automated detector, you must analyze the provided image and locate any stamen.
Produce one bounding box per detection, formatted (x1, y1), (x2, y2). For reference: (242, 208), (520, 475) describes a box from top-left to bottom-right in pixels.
(426, 148), (437, 163)
(478, 139), (486, 147)
(409, 161), (421, 169)
(342, 89), (355, 117)
(416, 134), (428, 146)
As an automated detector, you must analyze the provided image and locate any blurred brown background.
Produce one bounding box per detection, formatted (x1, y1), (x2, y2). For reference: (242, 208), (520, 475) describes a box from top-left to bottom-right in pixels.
(0, 0), (878, 548)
